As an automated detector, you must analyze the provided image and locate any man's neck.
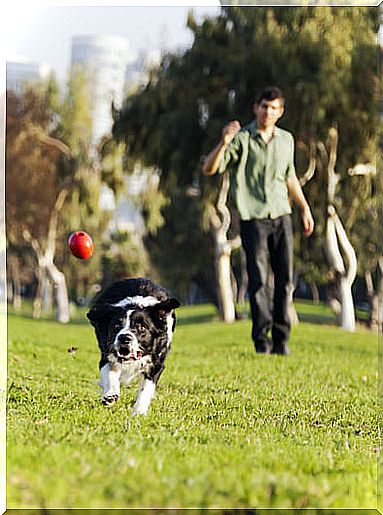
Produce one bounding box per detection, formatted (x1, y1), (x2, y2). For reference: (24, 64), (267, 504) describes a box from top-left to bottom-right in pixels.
(257, 125), (275, 144)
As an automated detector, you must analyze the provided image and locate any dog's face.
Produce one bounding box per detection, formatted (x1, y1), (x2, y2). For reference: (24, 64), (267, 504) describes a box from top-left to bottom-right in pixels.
(109, 308), (164, 362)
(87, 298), (179, 363)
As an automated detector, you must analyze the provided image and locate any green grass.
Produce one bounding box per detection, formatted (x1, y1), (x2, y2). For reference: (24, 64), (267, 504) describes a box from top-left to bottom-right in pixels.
(6, 303), (380, 509)
(6, 297), (357, 325)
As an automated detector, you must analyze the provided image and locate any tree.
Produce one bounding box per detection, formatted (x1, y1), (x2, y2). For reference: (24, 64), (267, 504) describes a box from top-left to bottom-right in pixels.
(43, 69), (130, 308)
(112, 7), (380, 325)
(6, 70), (125, 319)
(323, 127), (357, 331)
(347, 160), (382, 331)
(208, 172), (241, 322)
(6, 82), (72, 322)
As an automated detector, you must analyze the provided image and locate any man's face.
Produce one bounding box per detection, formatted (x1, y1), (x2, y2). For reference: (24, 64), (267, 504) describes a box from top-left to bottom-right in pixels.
(253, 98), (284, 130)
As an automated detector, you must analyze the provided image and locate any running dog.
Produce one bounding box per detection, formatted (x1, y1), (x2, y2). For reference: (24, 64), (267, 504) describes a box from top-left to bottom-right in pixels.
(87, 278), (180, 415)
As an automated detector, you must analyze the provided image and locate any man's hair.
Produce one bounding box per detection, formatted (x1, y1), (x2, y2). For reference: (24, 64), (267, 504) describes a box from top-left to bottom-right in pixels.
(255, 86), (285, 106)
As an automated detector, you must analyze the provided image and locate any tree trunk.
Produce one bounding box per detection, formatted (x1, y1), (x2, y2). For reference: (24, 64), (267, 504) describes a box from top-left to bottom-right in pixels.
(32, 255), (45, 319)
(24, 188), (70, 323)
(215, 244), (236, 323)
(339, 276), (355, 331)
(12, 278), (22, 311)
(288, 304), (299, 326)
(289, 270), (300, 325)
(209, 172), (241, 323)
(46, 262), (69, 323)
(33, 266), (52, 318)
(288, 289), (299, 326)
(326, 207), (356, 332)
(365, 262), (383, 333)
(44, 189), (69, 323)
(375, 260), (383, 333)
(235, 248), (249, 319)
(365, 269), (376, 329)
(42, 279), (53, 314)
(325, 127), (357, 332)
(237, 248), (248, 306)
(309, 282), (320, 304)
(368, 293), (380, 331)
(10, 258), (22, 311)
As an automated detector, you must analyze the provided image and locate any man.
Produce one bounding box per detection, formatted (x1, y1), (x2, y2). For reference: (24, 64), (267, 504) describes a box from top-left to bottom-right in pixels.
(203, 86), (314, 355)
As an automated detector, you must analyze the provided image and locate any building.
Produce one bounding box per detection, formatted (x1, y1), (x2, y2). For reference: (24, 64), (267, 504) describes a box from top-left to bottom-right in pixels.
(70, 34), (132, 144)
(125, 48), (161, 93)
(71, 35), (162, 238)
(6, 60), (51, 95)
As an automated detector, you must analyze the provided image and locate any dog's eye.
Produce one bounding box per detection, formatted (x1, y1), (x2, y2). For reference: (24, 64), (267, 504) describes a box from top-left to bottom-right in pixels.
(136, 324), (146, 333)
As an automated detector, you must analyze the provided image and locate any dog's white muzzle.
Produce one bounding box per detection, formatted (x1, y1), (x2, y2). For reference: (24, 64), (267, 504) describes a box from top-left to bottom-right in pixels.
(114, 331), (142, 362)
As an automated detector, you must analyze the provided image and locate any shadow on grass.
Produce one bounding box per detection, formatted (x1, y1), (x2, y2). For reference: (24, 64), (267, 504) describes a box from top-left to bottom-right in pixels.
(296, 311), (336, 326)
(177, 312), (218, 325)
(178, 303), (339, 327)
(5, 509), (379, 514)
(7, 300), (368, 330)
(7, 312), (89, 326)
(296, 303), (369, 327)
(177, 304), (219, 325)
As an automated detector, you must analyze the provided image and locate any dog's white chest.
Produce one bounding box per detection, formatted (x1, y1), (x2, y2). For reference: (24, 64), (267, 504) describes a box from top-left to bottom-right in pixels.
(119, 355), (152, 386)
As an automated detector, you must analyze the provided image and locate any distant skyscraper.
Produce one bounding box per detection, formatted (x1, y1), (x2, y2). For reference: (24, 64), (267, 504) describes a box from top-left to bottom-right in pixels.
(125, 48), (161, 93)
(70, 34), (131, 144)
(6, 60), (51, 95)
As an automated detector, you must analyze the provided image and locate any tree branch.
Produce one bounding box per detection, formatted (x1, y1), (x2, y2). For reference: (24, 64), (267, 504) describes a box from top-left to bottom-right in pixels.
(326, 206), (346, 275)
(45, 188), (69, 263)
(348, 163), (376, 177)
(299, 139), (317, 187)
(327, 127), (340, 203)
(333, 209), (357, 284)
(26, 124), (72, 158)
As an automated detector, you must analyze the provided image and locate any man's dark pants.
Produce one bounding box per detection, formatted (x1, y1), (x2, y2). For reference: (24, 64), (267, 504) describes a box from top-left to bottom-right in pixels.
(240, 214), (294, 354)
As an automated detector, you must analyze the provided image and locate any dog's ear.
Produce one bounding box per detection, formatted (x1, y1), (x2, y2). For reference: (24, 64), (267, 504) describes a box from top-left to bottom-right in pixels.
(86, 304), (125, 327)
(149, 298), (180, 319)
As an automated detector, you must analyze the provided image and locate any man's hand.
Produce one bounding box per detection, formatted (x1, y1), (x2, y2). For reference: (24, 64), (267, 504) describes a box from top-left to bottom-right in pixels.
(203, 120), (241, 176)
(301, 206), (314, 237)
(222, 120), (241, 145)
(286, 175), (314, 237)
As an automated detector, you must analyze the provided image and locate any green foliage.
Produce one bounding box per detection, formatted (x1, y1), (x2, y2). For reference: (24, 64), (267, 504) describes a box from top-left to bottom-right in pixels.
(50, 71), (111, 301)
(144, 192), (215, 301)
(139, 173), (169, 235)
(113, 7), (380, 296)
(7, 307), (378, 508)
(124, 165), (170, 236)
(100, 229), (150, 288)
(6, 70), (145, 305)
(98, 138), (126, 200)
(57, 167), (108, 303)
(6, 90), (58, 244)
(346, 172), (381, 275)
(59, 68), (93, 157)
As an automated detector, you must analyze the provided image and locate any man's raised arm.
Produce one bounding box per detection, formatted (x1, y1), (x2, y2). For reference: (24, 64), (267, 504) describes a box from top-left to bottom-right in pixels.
(202, 120), (241, 176)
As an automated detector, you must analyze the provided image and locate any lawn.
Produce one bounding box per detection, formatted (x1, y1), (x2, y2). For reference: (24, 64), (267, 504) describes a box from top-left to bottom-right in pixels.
(6, 302), (380, 510)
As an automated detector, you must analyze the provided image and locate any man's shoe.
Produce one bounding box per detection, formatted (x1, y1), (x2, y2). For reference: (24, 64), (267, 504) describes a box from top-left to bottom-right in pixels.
(272, 342), (291, 355)
(254, 339), (273, 354)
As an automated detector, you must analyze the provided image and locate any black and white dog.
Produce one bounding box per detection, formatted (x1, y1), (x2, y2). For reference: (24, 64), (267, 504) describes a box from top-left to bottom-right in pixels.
(87, 278), (180, 415)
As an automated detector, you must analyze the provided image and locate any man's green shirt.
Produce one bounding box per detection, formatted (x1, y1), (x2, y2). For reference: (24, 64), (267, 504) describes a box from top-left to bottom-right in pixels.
(219, 120), (297, 221)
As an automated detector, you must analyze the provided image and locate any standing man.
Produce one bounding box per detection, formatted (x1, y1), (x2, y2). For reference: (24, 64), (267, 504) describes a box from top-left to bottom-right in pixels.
(203, 86), (314, 355)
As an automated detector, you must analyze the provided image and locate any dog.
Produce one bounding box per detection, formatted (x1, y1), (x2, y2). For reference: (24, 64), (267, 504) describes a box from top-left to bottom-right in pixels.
(87, 278), (180, 415)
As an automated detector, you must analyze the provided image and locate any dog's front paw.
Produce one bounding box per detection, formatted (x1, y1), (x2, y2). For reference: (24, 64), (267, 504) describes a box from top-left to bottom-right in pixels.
(102, 394), (119, 406)
(132, 406), (148, 416)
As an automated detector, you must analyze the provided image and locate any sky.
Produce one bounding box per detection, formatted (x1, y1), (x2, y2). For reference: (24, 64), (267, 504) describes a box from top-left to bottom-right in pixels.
(3, 3), (221, 83)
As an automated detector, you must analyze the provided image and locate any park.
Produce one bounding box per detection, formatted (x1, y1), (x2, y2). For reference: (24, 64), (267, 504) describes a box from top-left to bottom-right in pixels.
(5, 5), (382, 512)
(7, 301), (378, 509)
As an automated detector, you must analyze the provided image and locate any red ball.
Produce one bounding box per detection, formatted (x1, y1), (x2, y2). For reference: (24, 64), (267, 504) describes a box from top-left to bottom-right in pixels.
(68, 231), (94, 260)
